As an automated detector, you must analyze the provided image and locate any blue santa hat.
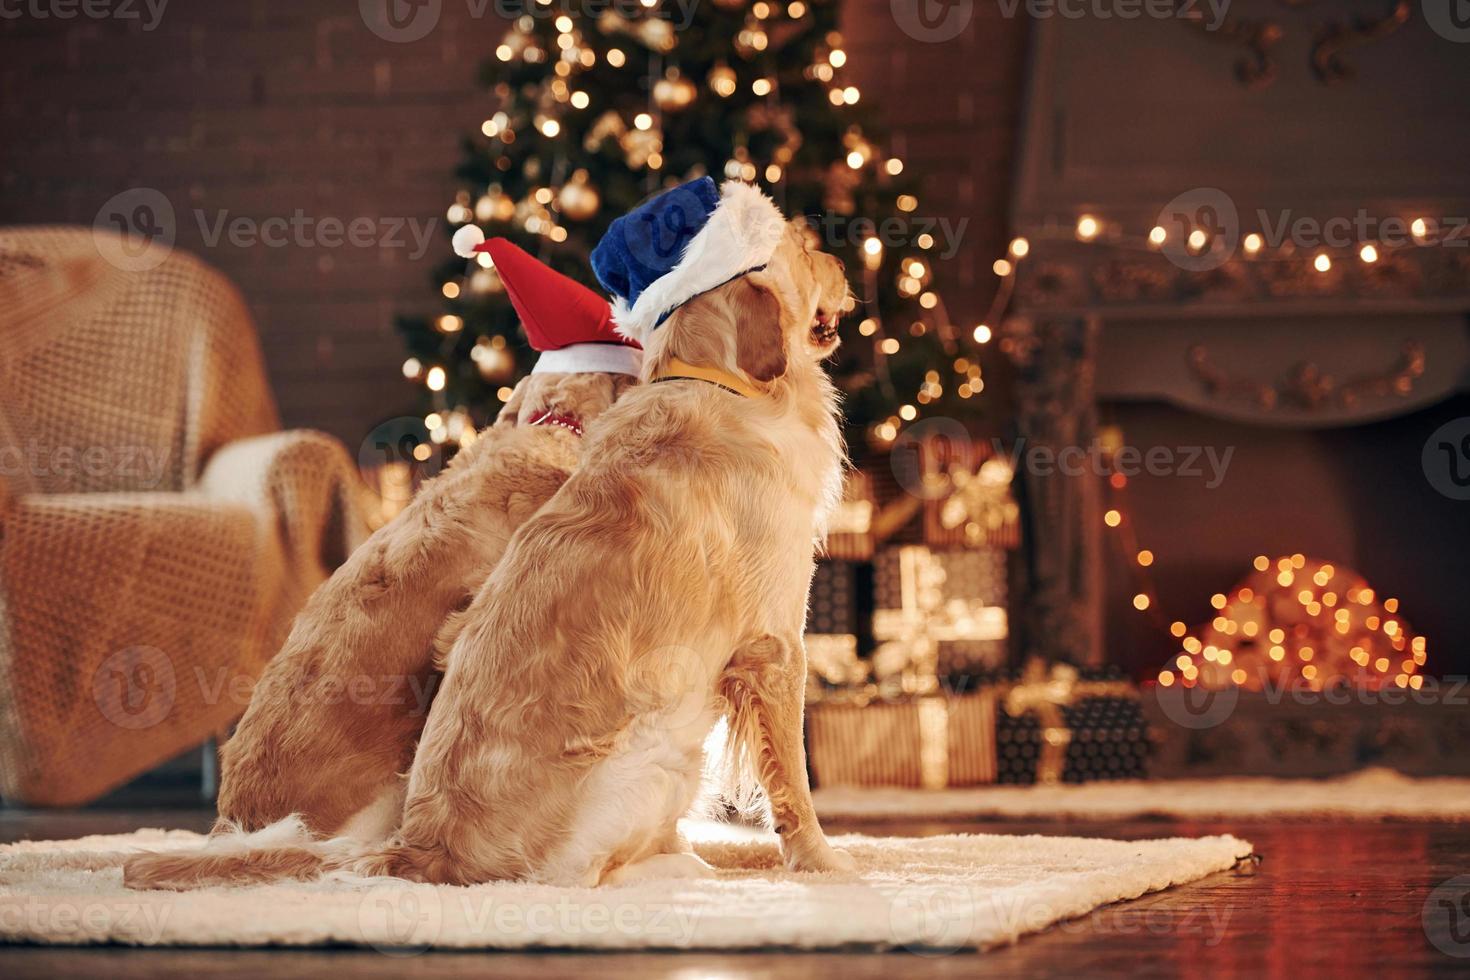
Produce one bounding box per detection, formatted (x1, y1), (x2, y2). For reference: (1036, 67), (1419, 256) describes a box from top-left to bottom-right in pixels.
(591, 177), (787, 343)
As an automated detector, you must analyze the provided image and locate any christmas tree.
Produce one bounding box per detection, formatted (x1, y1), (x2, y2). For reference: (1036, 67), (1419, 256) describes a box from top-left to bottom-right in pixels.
(398, 1), (991, 453)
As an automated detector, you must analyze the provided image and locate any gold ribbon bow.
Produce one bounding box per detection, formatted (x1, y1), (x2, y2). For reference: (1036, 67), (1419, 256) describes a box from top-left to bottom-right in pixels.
(1003, 659), (1135, 785)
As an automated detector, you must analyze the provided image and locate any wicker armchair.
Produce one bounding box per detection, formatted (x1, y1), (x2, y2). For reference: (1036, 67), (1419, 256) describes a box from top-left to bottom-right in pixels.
(0, 227), (368, 806)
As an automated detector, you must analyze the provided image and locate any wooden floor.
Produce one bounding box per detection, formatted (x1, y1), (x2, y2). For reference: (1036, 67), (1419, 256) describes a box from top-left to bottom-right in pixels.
(2, 808), (1466, 977)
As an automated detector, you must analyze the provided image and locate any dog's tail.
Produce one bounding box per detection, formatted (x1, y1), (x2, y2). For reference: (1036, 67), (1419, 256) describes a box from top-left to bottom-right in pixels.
(122, 817), (362, 891)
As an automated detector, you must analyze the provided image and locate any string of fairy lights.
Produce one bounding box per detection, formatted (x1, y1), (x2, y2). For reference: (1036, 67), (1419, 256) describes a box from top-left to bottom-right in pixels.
(399, 0), (1013, 441)
(400, 0), (1458, 485)
(866, 209), (1458, 444)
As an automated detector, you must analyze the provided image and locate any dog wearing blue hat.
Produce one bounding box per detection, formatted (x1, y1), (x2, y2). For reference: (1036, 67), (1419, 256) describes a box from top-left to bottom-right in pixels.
(126, 179), (859, 890)
(328, 176), (859, 887)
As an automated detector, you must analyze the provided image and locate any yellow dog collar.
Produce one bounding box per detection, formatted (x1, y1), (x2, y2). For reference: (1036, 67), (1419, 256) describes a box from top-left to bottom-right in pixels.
(651, 357), (762, 399)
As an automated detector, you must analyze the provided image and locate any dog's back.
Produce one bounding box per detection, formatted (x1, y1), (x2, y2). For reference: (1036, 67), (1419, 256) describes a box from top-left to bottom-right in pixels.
(374, 371), (838, 886)
(215, 373), (627, 839)
(215, 419), (579, 836)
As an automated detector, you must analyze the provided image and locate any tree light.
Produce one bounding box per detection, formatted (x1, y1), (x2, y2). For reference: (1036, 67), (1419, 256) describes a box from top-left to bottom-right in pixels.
(1075, 214), (1100, 240)
(1009, 237), (1029, 258)
(972, 324), (992, 344)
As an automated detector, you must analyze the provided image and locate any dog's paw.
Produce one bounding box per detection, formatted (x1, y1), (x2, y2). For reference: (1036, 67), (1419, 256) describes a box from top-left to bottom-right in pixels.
(604, 852), (717, 886)
(786, 843), (856, 875)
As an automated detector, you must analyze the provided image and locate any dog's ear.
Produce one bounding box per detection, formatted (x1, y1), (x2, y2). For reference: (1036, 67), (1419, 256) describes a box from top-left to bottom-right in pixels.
(732, 277), (787, 382)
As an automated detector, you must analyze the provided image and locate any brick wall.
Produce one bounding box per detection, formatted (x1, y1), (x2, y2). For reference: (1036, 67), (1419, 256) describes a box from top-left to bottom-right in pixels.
(0, 0), (1028, 447)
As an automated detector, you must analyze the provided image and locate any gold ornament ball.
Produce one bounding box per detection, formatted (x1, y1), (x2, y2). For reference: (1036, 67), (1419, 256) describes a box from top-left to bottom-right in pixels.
(557, 170), (601, 221)
(476, 187), (516, 223)
(708, 63), (738, 98)
(620, 129), (662, 169)
(653, 70), (697, 111)
(471, 337), (514, 380)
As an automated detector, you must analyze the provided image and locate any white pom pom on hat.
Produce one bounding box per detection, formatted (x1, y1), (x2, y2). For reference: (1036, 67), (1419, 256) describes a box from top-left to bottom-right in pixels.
(452, 224), (486, 258)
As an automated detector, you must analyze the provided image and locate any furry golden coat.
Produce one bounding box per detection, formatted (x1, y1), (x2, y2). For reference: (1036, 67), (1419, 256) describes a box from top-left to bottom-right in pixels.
(352, 221), (854, 886)
(210, 371), (632, 840)
(123, 221), (853, 891)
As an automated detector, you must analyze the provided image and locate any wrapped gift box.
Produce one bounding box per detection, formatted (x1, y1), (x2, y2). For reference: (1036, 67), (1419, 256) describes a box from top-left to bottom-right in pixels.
(996, 692), (1150, 784)
(805, 662), (1148, 788)
(870, 545), (1009, 691)
(807, 693), (998, 789)
(990, 662), (1149, 784)
(807, 560), (870, 637)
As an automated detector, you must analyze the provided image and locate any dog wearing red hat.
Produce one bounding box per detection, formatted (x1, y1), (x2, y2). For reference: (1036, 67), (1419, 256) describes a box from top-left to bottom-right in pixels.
(124, 238), (641, 891)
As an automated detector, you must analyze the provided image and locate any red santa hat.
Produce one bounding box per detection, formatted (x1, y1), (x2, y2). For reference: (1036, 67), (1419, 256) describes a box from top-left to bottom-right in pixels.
(452, 228), (641, 376)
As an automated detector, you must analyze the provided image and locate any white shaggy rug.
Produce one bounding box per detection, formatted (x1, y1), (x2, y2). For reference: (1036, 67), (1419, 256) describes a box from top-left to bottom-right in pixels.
(814, 768), (1470, 824)
(0, 822), (1251, 952)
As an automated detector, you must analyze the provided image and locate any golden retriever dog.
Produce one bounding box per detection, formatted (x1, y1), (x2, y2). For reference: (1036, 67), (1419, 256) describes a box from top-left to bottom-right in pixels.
(351, 185), (854, 887)
(125, 180), (853, 891)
